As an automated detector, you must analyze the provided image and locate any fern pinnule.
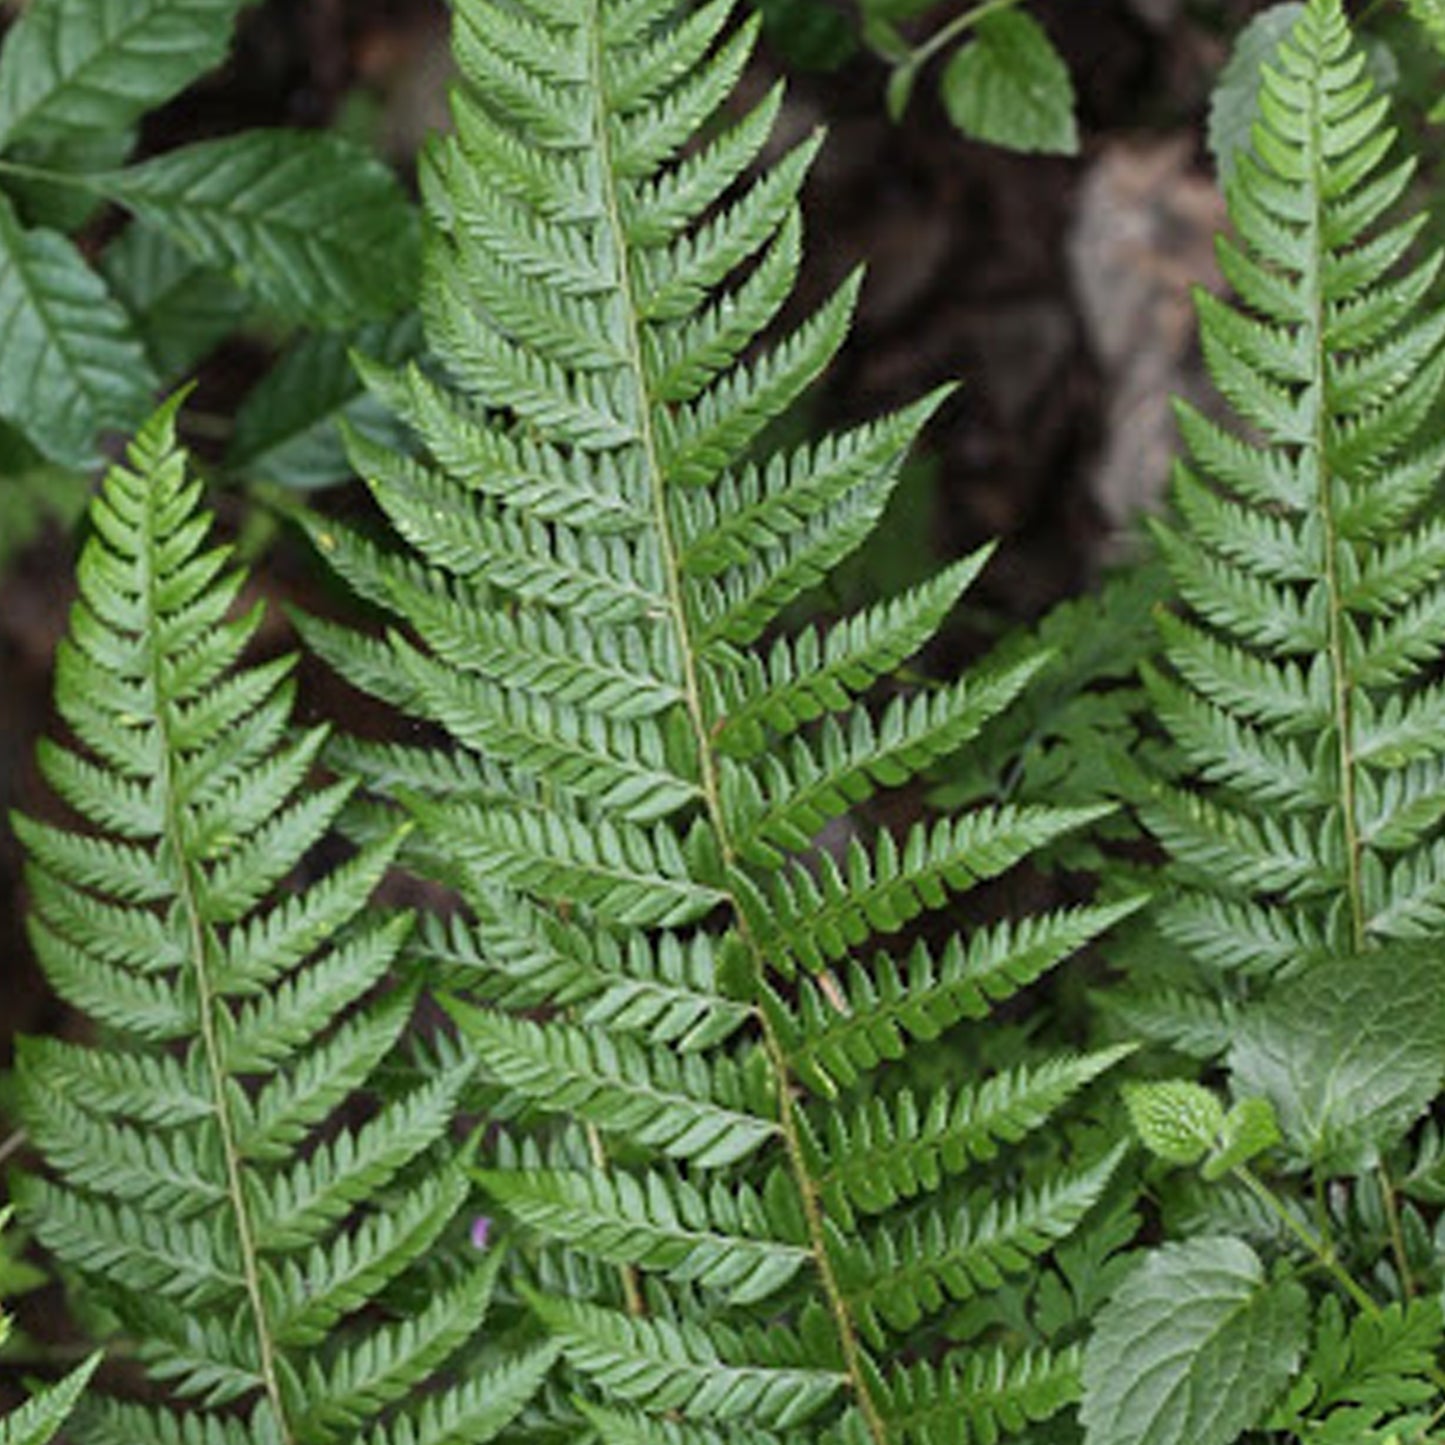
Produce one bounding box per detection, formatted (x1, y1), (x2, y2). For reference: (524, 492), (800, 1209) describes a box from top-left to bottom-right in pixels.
(10, 399), (550, 1445)
(1111, 0), (1445, 1053)
(297, 0), (1144, 1438)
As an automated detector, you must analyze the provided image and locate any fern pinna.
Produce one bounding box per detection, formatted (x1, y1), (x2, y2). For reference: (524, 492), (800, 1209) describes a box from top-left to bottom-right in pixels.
(1108, 0), (1445, 1057)
(295, 0), (1142, 1439)
(10, 401), (552, 1445)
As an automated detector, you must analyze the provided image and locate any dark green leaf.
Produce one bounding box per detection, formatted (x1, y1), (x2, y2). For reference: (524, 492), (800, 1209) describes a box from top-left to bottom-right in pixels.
(96, 131), (420, 325)
(101, 223), (248, 377)
(1081, 1236), (1309, 1445)
(1228, 946), (1445, 1175)
(226, 315), (423, 489)
(2, 129), (134, 232)
(1203, 1096), (1280, 1181)
(0, 195), (155, 467)
(0, 427), (90, 569)
(0, 0), (249, 150)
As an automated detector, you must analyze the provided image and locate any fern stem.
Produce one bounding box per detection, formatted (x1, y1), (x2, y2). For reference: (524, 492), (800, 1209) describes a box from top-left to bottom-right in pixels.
(906, 0), (1030, 69)
(144, 506), (294, 1441)
(1376, 1159), (1416, 1300)
(754, 1012), (891, 1440)
(579, 12), (890, 1435)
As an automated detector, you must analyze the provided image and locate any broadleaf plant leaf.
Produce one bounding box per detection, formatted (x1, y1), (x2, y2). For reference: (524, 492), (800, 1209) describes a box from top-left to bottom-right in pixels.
(95, 131), (420, 325)
(1123, 1079), (1225, 1167)
(940, 12), (1077, 155)
(1, 128), (134, 233)
(227, 315), (424, 489)
(1206, 4), (1304, 181)
(0, 426), (90, 571)
(101, 223), (248, 377)
(0, 194), (156, 467)
(1123, 1080), (1281, 1181)
(0, 0), (250, 151)
(1080, 1236), (1309, 1445)
(1202, 1096), (1280, 1181)
(1227, 947), (1445, 1175)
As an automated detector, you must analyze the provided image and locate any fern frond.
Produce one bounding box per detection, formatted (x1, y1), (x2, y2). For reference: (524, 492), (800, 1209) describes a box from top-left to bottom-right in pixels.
(12, 401), (542, 1445)
(294, 0), (1137, 1438)
(815, 1047), (1134, 1218)
(874, 1347), (1081, 1445)
(786, 900), (1143, 1095)
(1133, 0), (1445, 1053)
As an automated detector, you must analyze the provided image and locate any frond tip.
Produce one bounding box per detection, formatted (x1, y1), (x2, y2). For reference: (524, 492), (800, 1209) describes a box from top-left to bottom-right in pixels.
(13, 398), (543, 1445)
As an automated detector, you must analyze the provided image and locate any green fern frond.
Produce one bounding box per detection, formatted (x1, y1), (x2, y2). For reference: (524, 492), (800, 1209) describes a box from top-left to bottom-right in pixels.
(11, 401), (543, 1445)
(1122, 0), (1445, 1047)
(294, 0), (1141, 1438)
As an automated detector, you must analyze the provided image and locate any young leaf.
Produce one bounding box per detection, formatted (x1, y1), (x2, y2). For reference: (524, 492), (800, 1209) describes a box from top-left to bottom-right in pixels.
(940, 12), (1077, 155)
(1123, 1080), (1281, 1181)
(1123, 1079), (1225, 1167)
(0, 195), (156, 466)
(1081, 1236), (1309, 1445)
(95, 131), (420, 324)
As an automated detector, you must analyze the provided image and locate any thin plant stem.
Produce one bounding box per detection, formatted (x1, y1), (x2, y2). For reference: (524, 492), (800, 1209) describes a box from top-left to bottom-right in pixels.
(1236, 1165), (1379, 1317)
(908, 0), (1029, 70)
(1377, 1158), (1415, 1298)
